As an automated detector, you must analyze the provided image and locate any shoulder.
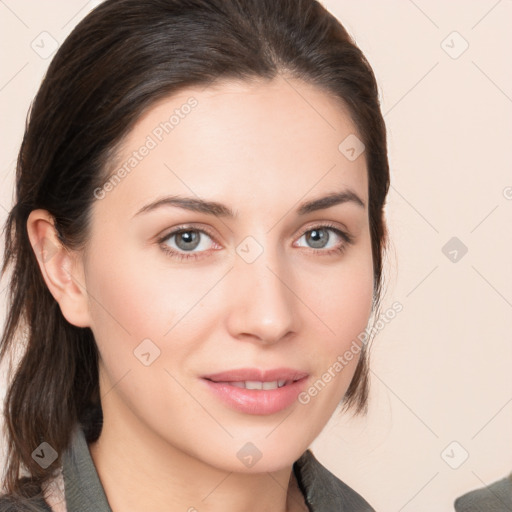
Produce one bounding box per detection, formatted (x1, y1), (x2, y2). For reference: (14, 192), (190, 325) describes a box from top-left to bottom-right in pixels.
(294, 449), (376, 511)
(0, 494), (52, 512)
(454, 473), (512, 512)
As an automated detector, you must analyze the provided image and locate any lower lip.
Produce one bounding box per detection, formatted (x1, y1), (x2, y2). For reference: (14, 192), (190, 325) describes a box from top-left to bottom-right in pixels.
(202, 378), (308, 415)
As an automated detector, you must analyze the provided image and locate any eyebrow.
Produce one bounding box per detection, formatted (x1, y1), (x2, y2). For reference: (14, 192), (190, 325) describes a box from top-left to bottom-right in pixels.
(132, 190), (365, 219)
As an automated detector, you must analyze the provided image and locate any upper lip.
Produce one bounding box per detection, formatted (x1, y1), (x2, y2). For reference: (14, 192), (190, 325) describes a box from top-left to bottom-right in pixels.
(202, 367), (309, 383)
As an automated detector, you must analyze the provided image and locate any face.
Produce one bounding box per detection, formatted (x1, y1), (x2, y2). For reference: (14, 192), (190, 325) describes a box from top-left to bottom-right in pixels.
(80, 76), (373, 472)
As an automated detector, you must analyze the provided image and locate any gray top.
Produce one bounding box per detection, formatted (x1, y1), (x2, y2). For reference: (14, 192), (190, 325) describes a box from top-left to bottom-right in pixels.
(0, 423), (375, 511)
(454, 474), (512, 512)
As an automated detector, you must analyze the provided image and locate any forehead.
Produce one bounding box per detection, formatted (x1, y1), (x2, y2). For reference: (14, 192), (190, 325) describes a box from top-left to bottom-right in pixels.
(96, 76), (368, 220)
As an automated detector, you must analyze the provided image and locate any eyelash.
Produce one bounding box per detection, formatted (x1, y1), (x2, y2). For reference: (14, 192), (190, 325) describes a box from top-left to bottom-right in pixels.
(157, 223), (354, 262)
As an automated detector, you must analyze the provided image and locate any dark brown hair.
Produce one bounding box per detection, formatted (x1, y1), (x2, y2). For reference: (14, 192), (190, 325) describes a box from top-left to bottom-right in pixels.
(0, 0), (389, 502)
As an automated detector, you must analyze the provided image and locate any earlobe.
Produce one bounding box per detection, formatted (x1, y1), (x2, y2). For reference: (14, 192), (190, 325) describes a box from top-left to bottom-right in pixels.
(26, 209), (91, 328)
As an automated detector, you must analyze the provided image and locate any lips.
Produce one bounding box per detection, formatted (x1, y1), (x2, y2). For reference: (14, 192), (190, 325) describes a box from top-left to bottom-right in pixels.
(201, 367), (309, 415)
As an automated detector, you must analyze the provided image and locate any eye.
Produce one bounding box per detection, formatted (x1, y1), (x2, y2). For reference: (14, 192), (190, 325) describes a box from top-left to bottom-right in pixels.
(158, 226), (219, 261)
(294, 223), (353, 256)
(158, 222), (353, 262)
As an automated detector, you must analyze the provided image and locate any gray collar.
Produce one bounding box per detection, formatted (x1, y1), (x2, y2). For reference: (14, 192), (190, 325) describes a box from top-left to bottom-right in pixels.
(62, 424), (112, 512)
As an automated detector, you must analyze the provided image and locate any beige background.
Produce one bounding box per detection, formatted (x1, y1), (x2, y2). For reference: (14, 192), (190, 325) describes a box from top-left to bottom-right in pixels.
(1, 1), (511, 510)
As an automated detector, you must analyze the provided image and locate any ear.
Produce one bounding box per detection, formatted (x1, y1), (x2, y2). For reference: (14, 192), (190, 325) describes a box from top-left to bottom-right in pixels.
(26, 209), (91, 328)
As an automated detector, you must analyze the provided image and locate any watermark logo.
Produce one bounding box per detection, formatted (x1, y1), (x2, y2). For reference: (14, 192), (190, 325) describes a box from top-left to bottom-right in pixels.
(441, 441), (469, 469)
(338, 134), (365, 162)
(442, 237), (468, 263)
(32, 442), (58, 469)
(133, 338), (161, 366)
(441, 31), (469, 60)
(33, 237), (59, 263)
(236, 442), (262, 468)
(236, 236), (264, 264)
(31, 31), (59, 59)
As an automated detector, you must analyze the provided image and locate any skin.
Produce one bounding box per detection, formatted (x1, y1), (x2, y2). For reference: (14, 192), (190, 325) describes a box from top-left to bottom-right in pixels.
(27, 75), (374, 512)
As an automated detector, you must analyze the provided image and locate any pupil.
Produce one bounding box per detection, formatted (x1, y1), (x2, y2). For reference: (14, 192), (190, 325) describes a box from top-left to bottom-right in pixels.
(177, 230), (199, 250)
(308, 228), (328, 249)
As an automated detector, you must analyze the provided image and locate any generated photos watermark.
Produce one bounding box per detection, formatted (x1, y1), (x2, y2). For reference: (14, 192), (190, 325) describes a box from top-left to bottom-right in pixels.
(93, 97), (198, 200)
(298, 301), (403, 405)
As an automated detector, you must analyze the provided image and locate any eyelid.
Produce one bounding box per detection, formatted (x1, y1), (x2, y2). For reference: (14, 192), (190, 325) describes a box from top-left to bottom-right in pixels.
(157, 222), (351, 244)
(296, 220), (353, 244)
(156, 222), (218, 243)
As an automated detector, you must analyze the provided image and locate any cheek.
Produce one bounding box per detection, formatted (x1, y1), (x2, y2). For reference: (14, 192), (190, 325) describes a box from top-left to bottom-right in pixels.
(330, 271), (373, 348)
(83, 242), (199, 414)
(86, 238), (172, 332)
(311, 244), (374, 352)
(83, 238), (221, 367)
(82, 236), (165, 372)
(291, 248), (373, 440)
(297, 238), (374, 409)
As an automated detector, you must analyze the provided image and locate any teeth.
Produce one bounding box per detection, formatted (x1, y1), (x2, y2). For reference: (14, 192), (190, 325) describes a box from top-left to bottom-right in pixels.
(245, 381), (263, 390)
(226, 380), (289, 389)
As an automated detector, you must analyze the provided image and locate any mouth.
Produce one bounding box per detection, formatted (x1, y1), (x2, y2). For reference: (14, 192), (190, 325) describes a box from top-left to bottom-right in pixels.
(206, 379), (294, 390)
(201, 368), (309, 415)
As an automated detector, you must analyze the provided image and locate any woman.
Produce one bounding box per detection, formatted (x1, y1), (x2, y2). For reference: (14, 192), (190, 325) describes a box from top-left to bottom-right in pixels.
(0, 0), (389, 510)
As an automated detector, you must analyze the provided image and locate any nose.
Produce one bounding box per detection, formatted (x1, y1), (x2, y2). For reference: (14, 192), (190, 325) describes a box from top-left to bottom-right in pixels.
(225, 242), (301, 346)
